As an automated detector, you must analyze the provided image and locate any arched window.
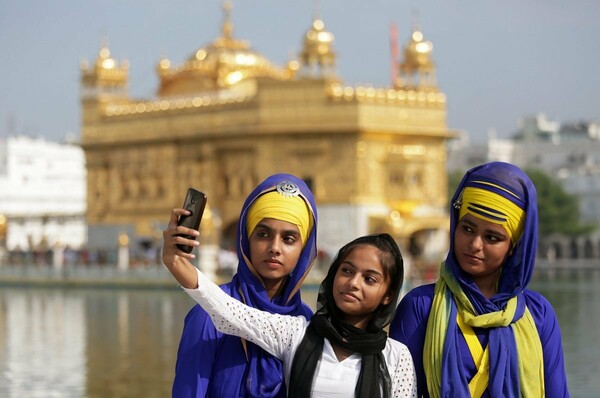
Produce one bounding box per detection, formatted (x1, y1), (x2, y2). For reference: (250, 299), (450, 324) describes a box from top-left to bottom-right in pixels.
(570, 239), (579, 259)
(553, 242), (563, 259)
(584, 239), (594, 258)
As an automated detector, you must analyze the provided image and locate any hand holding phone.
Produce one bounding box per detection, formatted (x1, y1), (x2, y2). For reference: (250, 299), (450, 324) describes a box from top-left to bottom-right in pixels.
(176, 188), (207, 253)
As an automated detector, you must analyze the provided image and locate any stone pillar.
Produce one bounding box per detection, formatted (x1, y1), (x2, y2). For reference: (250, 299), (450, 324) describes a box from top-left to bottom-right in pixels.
(199, 244), (219, 280)
(0, 214), (6, 267)
(118, 233), (130, 271)
(53, 243), (64, 270)
(198, 204), (221, 280)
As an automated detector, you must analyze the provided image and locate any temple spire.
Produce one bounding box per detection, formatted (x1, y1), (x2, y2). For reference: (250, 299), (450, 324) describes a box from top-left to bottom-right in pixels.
(222, 0), (234, 39)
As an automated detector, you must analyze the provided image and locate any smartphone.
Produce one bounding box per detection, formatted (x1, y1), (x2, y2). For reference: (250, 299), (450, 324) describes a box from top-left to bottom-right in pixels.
(176, 188), (207, 253)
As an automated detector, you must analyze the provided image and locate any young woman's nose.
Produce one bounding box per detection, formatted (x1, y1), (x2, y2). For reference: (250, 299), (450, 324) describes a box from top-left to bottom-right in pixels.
(347, 273), (360, 289)
(469, 235), (483, 251)
(268, 238), (281, 255)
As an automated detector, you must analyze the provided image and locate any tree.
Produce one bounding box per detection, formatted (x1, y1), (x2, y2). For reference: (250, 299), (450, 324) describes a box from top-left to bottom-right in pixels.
(447, 167), (594, 238)
(524, 168), (594, 237)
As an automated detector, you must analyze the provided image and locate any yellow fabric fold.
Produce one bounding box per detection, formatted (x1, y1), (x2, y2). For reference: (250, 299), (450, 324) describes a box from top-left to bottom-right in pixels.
(423, 264), (545, 397)
(457, 314), (489, 398)
(460, 296), (517, 328)
(514, 307), (545, 397)
(459, 186), (525, 244)
(423, 280), (447, 398)
(246, 190), (313, 247)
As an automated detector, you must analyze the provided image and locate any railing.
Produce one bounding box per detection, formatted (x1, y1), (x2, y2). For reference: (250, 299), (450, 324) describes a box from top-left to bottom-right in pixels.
(535, 258), (600, 270)
(534, 258), (600, 281)
(1, 259), (598, 289)
(0, 264), (176, 288)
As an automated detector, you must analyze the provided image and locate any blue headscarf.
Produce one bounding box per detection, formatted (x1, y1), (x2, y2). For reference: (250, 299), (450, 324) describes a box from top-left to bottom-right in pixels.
(231, 173), (318, 397)
(447, 161), (538, 311)
(431, 162), (540, 396)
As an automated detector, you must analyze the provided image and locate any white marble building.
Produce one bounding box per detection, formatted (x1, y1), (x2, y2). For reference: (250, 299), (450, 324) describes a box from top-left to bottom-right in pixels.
(448, 113), (600, 225)
(0, 135), (86, 252)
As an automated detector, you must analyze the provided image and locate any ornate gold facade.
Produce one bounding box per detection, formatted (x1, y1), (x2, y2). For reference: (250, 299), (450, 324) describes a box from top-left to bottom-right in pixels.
(80, 3), (455, 259)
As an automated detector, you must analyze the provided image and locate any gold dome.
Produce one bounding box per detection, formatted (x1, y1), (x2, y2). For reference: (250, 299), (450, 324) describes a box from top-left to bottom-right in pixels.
(157, 1), (287, 96)
(81, 42), (128, 75)
(300, 18), (336, 71)
(396, 26), (437, 90)
(81, 41), (128, 93)
(400, 29), (434, 73)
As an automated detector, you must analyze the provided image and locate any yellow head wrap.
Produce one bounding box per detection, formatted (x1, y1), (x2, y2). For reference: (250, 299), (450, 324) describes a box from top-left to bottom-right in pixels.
(246, 190), (313, 247)
(459, 185), (526, 244)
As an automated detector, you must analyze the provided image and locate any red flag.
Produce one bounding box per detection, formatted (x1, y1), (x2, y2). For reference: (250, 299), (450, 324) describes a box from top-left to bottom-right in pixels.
(389, 22), (399, 86)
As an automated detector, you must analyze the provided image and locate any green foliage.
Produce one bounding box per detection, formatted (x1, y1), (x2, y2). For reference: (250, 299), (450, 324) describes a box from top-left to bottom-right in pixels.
(447, 167), (594, 238)
(524, 168), (595, 237)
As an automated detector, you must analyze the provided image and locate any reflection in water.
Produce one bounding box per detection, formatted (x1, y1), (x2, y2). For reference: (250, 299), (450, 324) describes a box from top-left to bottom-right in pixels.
(532, 272), (600, 397)
(82, 289), (193, 398)
(0, 273), (598, 397)
(1, 289), (86, 397)
(0, 287), (194, 398)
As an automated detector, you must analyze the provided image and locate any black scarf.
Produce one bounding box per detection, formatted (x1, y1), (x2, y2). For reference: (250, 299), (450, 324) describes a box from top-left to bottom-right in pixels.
(288, 233), (403, 398)
(289, 314), (390, 398)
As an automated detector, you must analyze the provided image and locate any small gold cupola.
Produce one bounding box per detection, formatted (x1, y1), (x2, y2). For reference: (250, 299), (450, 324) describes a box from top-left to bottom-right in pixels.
(80, 39), (129, 101)
(299, 9), (336, 79)
(396, 24), (436, 90)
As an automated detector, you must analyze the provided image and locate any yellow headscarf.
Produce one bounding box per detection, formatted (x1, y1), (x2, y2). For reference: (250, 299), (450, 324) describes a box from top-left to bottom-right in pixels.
(246, 190), (313, 247)
(459, 185), (526, 244)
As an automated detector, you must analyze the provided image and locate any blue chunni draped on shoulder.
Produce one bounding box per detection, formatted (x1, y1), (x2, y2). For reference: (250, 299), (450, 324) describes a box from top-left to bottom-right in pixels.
(390, 165), (569, 397)
(172, 174), (318, 398)
(427, 162), (544, 397)
(449, 162), (538, 308)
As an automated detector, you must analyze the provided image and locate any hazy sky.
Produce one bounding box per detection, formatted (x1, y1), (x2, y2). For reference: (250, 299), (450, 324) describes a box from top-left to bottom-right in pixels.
(1, 0), (599, 143)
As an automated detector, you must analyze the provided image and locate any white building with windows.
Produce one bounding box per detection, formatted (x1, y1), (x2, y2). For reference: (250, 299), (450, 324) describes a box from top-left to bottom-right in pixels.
(510, 116), (600, 225)
(0, 135), (86, 253)
(448, 113), (600, 225)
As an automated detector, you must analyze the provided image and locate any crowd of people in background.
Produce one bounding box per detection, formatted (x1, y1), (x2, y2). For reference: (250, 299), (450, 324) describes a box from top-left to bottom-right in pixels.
(2, 244), (159, 268)
(0, 244), (334, 281)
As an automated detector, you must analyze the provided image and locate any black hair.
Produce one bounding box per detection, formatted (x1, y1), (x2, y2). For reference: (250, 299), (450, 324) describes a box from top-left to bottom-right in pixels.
(319, 233), (404, 331)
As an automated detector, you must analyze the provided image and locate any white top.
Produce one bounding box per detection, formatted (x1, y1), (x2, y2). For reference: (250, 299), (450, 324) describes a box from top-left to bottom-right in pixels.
(183, 268), (417, 398)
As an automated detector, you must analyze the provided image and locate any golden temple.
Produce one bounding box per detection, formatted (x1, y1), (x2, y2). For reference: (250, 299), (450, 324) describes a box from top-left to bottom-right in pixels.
(80, 2), (455, 268)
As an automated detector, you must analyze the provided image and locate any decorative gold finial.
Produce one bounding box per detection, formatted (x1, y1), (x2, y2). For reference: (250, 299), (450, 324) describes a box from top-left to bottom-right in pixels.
(300, 3), (336, 78)
(222, 0), (233, 39)
(396, 10), (436, 90)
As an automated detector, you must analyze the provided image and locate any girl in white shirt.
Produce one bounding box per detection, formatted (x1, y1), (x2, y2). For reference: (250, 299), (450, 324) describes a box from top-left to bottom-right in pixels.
(164, 213), (417, 398)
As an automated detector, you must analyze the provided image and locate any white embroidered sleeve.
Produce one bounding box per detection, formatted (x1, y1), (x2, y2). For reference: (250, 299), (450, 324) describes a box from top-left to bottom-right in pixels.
(391, 344), (418, 398)
(182, 267), (306, 359)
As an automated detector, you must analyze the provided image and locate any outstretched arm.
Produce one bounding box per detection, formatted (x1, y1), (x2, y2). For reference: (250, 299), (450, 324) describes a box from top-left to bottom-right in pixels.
(162, 208), (201, 289)
(184, 267), (307, 360)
